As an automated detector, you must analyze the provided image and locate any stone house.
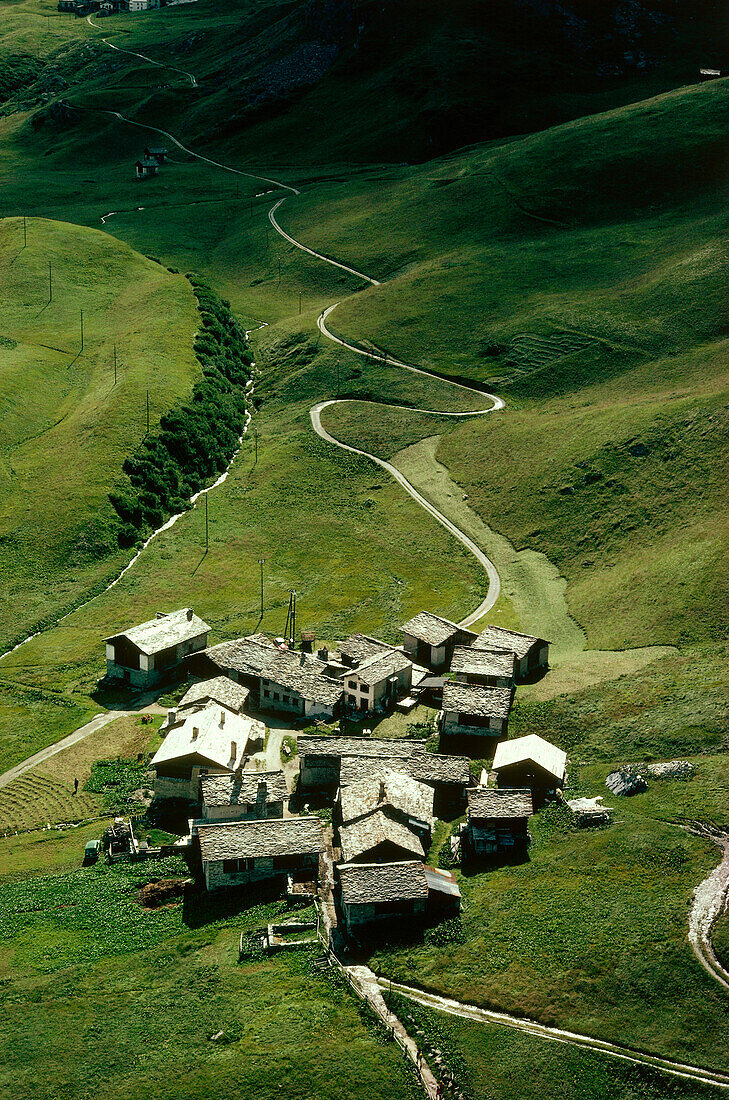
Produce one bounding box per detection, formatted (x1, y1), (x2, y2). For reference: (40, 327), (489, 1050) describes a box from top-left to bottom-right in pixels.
(492, 734), (567, 806)
(338, 751), (470, 818)
(401, 612), (476, 670)
(339, 810), (425, 864)
(105, 608), (209, 689)
(179, 675), (250, 715)
(135, 156), (159, 179)
(341, 649), (413, 714)
(337, 768), (434, 842)
(200, 769), (288, 822)
(297, 736), (427, 792)
(338, 861), (460, 935)
(189, 635), (275, 687)
(150, 704), (264, 801)
(338, 633), (397, 668)
(474, 626), (549, 681)
(259, 649), (342, 721)
(197, 816), (324, 892)
(441, 682), (513, 739)
(465, 787), (532, 860)
(450, 645), (515, 689)
(144, 145), (168, 163)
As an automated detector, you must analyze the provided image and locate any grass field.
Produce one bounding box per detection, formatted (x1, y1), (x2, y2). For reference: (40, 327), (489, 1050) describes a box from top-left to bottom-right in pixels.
(0, 216), (200, 654)
(0, 849), (421, 1100)
(0, 714), (162, 833)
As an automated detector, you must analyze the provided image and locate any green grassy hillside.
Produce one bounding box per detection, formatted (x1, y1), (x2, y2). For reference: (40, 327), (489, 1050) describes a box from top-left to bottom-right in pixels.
(0, 216), (199, 653)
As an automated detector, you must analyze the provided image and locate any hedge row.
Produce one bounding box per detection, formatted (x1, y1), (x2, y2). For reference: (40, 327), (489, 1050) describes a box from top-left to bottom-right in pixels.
(109, 277), (252, 547)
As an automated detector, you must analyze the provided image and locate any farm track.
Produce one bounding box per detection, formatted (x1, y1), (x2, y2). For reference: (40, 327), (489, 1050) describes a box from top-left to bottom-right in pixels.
(383, 980), (729, 1090)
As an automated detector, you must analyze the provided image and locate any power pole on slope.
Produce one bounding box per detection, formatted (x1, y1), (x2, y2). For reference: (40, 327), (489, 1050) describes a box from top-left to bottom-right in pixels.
(113, 343), (117, 386)
(146, 390), (150, 435)
(257, 558), (265, 618)
(48, 261), (53, 304)
(79, 309), (84, 352)
(205, 493), (209, 551)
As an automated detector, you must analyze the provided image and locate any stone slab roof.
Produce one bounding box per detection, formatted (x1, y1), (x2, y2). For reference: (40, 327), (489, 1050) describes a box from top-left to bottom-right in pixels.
(339, 633), (394, 665)
(450, 646), (515, 679)
(200, 769), (288, 808)
(204, 636), (274, 677)
(298, 736), (427, 759)
(180, 676), (250, 714)
(339, 768), (434, 827)
(261, 650), (342, 706)
(492, 734), (567, 784)
(152, 705), (262, 771)
(442, 682), (513, 719)
(401, 611), (462, 647)
(474, 625), (548, 661)
(350, 649), (412, 686)
(197, 816), (324, 862)
(467, 787), (533, 819)
(339, 810), (424, 863)
(338, 860), (428, 906)
(107, 608), (209, 655)
(339, 752), (470, 788)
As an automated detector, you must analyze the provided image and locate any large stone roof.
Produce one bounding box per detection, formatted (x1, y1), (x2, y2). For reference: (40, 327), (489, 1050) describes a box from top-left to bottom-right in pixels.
(200, 769), (288, 808)
(179, 676), (250, 714)
(349, 649), (412, 687)
(197, 816), (324, 862)
(261, 650), (342, 706)
(152, 705), (263, 771)
(339, 752), (470, 788)
(492, 734), (567, 783)
(450, 646), (515, 679)
(107, 608), (209, 655)
(339, 633), (394, 666)
(442, 682), (513, 719)
(298, 736), (427, 759)
(339, 810), (425, 863)
(474, 625), (548, 661)
(339, 769), (434, 827)
(401, 611), (462, 647)
(204, 636), (274, 677)
(338, 860), (429, 906)
(467, 787), (533, 819)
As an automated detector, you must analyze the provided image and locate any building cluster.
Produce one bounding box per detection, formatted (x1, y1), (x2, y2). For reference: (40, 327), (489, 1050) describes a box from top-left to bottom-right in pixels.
(135, 144), (168, 180)
(58, 0), (166, 16)
(106, 605), (568, 941)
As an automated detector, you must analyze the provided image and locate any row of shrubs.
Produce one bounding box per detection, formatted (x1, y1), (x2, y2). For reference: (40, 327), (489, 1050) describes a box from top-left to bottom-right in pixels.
(109, 277), (252, 547)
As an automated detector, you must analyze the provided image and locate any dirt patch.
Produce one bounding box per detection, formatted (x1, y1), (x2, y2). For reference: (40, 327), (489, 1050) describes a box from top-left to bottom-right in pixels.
(137, 878), (187, 909)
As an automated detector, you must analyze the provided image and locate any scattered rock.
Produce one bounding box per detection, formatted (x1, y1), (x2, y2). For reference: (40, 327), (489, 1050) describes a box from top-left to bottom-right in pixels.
(606, 769), (647, 797)
(646, 760), (695, 780)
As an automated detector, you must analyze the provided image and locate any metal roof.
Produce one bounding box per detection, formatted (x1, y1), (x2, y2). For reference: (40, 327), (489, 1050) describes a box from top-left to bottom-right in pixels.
(424, 865), (461, 898)
(107, 608), (209, 656)
(492, 735), (567, 783)
(152, 705), (262, 771)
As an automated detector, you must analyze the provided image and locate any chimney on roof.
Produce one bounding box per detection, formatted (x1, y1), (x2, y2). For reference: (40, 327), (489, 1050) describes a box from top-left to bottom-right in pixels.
(378, 779), (386, 803)
(257, 780), (267, 805)
(220, 709), (226, 727)
(192, 726), (199, 741)
(156, 612), (166, 619)
(168, 708), (176, 725)
(187, 608), (193, 621)
(230, 740), (237, 763)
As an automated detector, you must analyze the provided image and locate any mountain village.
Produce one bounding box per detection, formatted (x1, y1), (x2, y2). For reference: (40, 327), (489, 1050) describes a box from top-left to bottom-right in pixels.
(97, 604), (577, 949)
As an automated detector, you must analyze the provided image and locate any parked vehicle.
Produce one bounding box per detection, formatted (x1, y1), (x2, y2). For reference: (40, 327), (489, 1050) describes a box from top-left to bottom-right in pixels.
(83, 839), (102, 864)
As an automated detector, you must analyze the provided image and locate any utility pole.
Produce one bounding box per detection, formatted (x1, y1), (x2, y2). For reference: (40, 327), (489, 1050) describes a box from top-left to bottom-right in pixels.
(299, 291), (302, 315)
(277, 257), (281, 286)
(79, 309), (84, 352)
(205, 493), (209, 550)
(113, 343), (117, 385)
(265, 224), (270, 254)
(254, 428), (258, 464)
(48, 261), (53, 303)
(257, 558), (265, 618)
(146, 390), (150, 435)
(23, 217), (27, 248)
(336, 358), (340, 395)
